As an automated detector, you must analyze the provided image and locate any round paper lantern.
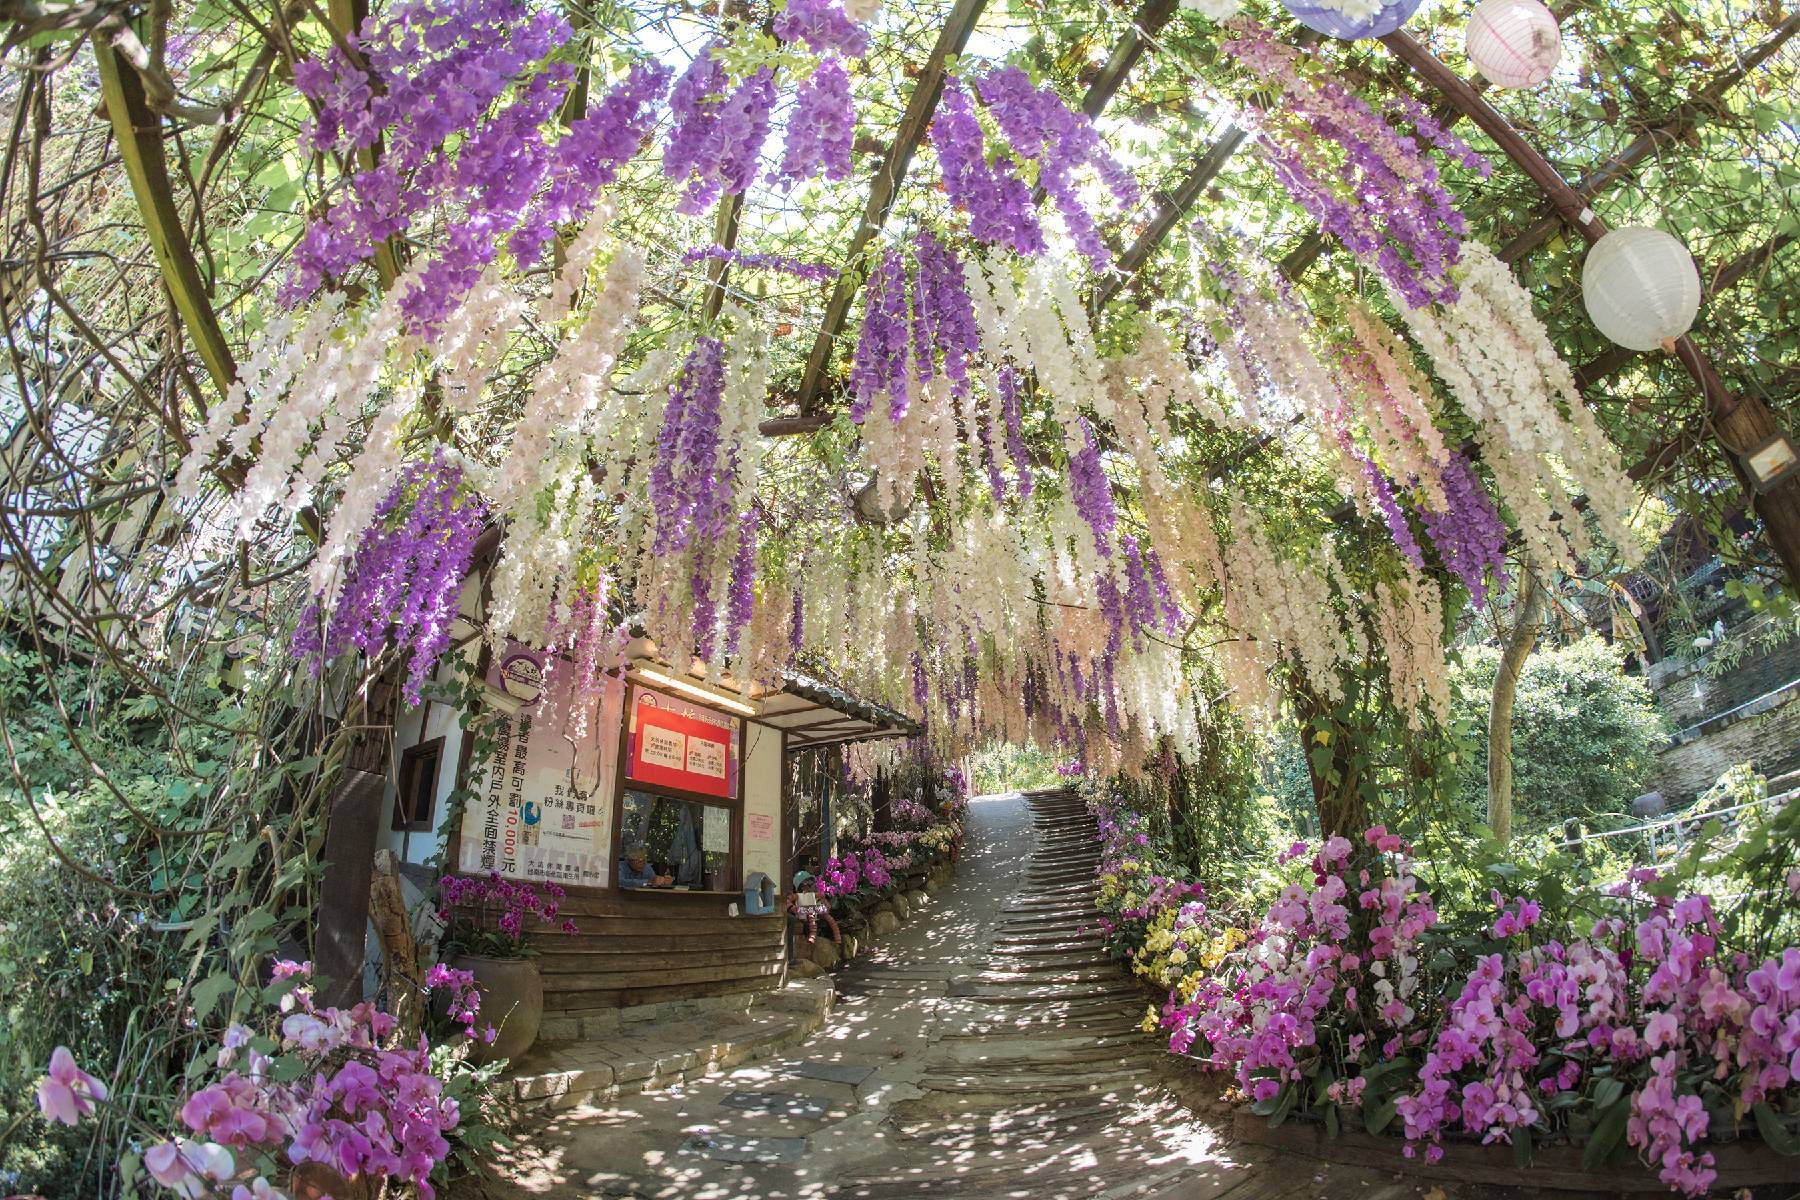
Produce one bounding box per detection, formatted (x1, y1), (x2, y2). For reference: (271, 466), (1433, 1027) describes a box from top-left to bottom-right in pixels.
(1581, 227), (1703, 352)
(1282, 0), (1424, 40)
(1466, 0), (1562, 88)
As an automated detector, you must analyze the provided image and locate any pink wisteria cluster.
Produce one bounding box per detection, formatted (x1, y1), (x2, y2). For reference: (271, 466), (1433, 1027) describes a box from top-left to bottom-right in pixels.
(37, 961), (467, 1200)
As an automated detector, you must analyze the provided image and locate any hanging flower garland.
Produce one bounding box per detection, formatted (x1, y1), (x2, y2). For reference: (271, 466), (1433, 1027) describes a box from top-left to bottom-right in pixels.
(930, 71), (1138, 269)
(1220, 20), (1489, 309)
(289, 0), (667, 333)
(292, 452), (487, 705)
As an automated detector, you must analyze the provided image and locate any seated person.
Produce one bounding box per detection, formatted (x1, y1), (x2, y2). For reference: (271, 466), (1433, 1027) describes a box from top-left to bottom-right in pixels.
(785, 870), (840, 959)
(618, 844), (673, 889)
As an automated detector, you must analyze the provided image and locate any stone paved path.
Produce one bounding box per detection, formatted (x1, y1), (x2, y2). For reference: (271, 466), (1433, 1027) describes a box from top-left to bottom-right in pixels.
(461, 789), (1467, 1199)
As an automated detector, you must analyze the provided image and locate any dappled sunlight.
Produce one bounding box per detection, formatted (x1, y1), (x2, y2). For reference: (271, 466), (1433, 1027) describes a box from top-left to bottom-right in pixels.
(459, 788), (1435, 1200)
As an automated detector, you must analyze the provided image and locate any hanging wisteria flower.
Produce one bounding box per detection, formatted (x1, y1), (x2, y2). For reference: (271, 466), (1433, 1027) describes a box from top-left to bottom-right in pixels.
(930, 80), (1043, 257)
(292, 452), (488, 705)
(773, 0), (872, 58)
(973, 66), (1139, 270)
(287, 0), (666, 333)
(664, 45), (777, 215)
(780, 56), (856, 187)
(649, 338), (730, 554)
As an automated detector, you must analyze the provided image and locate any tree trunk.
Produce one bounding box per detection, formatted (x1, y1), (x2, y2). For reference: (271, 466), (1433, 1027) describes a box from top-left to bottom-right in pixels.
(1489, 566), (1546, 845)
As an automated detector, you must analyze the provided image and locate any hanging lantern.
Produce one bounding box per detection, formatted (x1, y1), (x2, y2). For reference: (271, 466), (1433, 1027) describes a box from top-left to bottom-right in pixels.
(1466, 0), (1562, 88)
(1283, 0), (1424, 40)
(1582, 227), (1703, 352)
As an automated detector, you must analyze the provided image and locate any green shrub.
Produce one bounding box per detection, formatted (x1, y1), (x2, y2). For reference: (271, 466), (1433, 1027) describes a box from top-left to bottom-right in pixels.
(1449, 635), (1668, 835)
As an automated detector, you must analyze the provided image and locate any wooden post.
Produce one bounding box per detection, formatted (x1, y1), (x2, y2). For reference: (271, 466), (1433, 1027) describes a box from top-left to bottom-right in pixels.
(314, 767), (386, 1007)
(1381, 30), (1800, 593)
(369, 849), (424, 1041)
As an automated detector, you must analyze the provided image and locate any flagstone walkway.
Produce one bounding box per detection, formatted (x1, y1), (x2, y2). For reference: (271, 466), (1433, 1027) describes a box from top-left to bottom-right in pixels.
(458, 789), (1467, 1200)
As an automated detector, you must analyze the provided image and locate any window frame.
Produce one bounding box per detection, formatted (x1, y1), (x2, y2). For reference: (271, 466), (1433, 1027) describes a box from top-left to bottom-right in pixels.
(392, 735), (446, 833)
(611, 682), (746, 895)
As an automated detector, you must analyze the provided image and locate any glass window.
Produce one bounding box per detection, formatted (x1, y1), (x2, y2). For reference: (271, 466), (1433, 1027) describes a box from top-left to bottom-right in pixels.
(618, 789), (736, 892)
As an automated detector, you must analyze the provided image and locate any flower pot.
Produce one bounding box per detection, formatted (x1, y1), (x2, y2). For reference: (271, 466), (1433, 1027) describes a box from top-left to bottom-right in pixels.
(451, 952), (543, 1064)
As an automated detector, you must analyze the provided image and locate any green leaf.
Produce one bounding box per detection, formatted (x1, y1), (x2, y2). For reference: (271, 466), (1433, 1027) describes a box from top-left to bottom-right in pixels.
(1752, 1102), (1800, 1156)
(1325, 1104), (1340, 1138)
(1512, 1126), (1534, 1170)
(1582, 1097), (1631, 1172)
(1592, 1076), (1624, 1110)
(191, 971), (236, 1021)
(1364, 1096), (1397, 1136)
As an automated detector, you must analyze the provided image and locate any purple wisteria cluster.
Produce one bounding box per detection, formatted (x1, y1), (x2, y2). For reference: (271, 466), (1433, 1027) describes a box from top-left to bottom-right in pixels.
(1221, 22), (1490, 309)
(849, 232), (981, 422)
(678, 244), (836, 283)
(931, 80), (1044, 257)
(780, 56), (856, 186)
(288, 0), (667, 333)
(930, 70), (1138, 269)
(649, 338), (731, 556)
(974, 66), (1139, 269)
(292, 453), (487, 706)
(665, 45), (777, 215)
(773, 0), (871, 58)
(1067, 415), (1117, 554)
(1418, 452), (1510, 606)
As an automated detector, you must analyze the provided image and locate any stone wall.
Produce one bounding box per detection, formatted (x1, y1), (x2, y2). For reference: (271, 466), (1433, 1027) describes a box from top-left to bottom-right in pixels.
(1647, 618), (1800, 803)
(1651, 678), (1800, 803)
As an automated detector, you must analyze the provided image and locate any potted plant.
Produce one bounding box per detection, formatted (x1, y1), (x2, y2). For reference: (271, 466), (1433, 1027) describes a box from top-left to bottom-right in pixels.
(437, 873), (577, 1063)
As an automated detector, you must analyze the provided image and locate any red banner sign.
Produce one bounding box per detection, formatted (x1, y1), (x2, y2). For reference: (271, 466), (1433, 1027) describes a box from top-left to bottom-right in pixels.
(627, 689), (738, 799)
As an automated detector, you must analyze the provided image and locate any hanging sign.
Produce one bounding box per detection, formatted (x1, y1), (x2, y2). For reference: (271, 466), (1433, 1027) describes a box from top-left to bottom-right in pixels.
(627, 687), (740, 800)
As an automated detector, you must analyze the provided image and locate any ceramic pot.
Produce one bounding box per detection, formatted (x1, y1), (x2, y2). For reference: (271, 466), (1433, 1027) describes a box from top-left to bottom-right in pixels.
(451, 952), (543, 1064)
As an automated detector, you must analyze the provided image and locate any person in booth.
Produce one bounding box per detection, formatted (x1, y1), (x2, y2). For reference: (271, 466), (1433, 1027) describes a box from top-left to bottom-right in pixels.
(619, 843), (673, 889)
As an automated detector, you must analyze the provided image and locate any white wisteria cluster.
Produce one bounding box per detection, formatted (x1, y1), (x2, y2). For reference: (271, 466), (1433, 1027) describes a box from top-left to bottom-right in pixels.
(1394, 243), (1643, 570)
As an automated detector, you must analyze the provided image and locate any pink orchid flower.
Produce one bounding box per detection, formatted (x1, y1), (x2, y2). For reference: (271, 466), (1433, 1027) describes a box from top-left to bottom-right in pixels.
(36, 1046), (108, 1126)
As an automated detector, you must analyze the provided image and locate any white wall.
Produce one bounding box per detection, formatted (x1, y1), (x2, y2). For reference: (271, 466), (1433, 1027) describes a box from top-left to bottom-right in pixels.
(742, 721), (784, 892)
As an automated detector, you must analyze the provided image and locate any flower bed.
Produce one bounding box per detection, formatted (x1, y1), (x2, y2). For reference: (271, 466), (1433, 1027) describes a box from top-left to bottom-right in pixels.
(1087, 780), (1800, 1195)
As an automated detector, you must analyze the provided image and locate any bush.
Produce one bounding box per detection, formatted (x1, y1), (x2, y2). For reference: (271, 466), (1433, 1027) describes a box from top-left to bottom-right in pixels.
(1449, 636), (1667, 834)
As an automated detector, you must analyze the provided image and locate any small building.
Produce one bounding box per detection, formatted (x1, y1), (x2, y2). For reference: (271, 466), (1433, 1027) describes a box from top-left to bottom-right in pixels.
(362, 629), (918, 1026)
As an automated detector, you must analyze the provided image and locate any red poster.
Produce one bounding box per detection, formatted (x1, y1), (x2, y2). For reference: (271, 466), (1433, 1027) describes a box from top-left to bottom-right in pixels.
(628, 689), (738, 799)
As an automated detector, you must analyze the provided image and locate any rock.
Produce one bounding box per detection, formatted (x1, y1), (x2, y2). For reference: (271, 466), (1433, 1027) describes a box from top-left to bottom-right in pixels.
(872, 900), (896, 916)
(812, 939), (840, 971)
(870, 910), (901, 937)
(924, 874), (943, 894)
(791, 958), (824, 979)
(904, 889), (927, 911)
(840, 933), (861, 960)
(890, 892), (911, 921)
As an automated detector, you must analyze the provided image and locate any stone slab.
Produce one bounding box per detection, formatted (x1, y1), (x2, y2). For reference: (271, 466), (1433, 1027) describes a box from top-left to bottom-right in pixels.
(678, 1132), (808, 1163)
(719, 1090), (829, 1119)
(790, 1059), (876, 1085)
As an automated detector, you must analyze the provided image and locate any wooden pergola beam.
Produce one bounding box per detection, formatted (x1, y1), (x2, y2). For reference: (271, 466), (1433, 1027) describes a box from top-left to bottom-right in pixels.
(1093, 123), (1247, 311)
(787, 0), (989, 423)
(1080, 0), (1178, 118)
(1381, 28), (1800, 588)
(1497, 11), (1800, 264)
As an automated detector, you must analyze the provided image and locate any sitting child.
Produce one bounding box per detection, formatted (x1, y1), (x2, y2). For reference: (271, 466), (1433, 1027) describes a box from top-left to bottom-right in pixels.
(786, 870), (841, 959)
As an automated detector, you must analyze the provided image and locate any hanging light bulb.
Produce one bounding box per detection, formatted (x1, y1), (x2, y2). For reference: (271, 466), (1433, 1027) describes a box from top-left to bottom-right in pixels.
(1466, 0), (1562, 88)
(1582, 227), (1703, 352)
(1282, 0), (1424, 40)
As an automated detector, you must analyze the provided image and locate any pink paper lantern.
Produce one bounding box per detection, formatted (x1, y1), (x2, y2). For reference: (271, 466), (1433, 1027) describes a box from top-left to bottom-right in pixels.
(1466, 0), (1562, 89)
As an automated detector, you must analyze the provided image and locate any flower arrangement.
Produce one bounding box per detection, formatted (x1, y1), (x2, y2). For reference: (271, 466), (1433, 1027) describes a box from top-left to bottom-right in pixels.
(1091, 781), (1800, 1196)
(438, 873), (577, 958)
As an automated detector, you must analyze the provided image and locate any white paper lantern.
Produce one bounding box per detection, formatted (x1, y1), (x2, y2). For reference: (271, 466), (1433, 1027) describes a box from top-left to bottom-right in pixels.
(1582, 227), (1703, 352)
(1466, 0), (1562, 89)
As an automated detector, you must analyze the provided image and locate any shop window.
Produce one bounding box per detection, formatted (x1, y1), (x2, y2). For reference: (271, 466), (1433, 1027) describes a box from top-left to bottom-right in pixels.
(392, 737), (444, 832)
(617, 788), (738, 892)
